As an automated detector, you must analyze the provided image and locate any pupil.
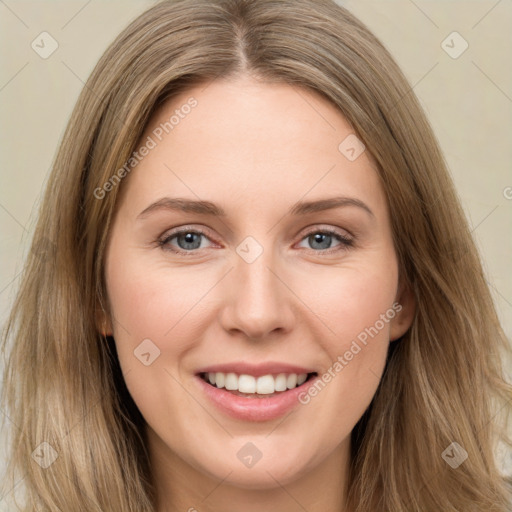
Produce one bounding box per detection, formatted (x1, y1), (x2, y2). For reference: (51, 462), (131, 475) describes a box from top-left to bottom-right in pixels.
(179, 232), (201, 250)
(311, 233), (331, 250)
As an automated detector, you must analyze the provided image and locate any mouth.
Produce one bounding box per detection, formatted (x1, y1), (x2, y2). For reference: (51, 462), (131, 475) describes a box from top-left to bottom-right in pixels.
(198, 371), (318, 398)
(195, 369), (320, 422)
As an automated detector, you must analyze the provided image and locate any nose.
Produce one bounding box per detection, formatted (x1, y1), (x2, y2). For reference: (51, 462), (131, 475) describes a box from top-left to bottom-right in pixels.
(218, 245), (296, 341)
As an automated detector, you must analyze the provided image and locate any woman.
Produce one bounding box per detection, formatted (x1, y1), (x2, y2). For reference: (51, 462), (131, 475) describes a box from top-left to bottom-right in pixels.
(1, 0), (511, 510)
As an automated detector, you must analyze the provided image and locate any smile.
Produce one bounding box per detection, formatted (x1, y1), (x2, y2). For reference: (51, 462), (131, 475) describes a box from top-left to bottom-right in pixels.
(195, 365), (319, 422)
(199, 371), (317, 397)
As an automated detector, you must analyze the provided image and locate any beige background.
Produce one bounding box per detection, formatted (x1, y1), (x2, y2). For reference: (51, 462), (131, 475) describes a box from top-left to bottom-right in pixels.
(1, 0), (511, 507)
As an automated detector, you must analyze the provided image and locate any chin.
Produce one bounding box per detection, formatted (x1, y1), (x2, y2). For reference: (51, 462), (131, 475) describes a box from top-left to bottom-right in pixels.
(193, 444), (312, 490)
(213, 463), (304, 490)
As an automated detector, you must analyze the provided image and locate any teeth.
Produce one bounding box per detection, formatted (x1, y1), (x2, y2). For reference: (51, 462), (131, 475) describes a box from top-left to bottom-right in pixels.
(203, 372), (311, 394)
(286, 374), (297, 389)
(256, 375), (274, 394)
(215, 372), (225, 388)
(239, 374), (256, 393)
(275, 373), (287, 391)
(297, 373), (307, 386)
(225, 372), (238, 391)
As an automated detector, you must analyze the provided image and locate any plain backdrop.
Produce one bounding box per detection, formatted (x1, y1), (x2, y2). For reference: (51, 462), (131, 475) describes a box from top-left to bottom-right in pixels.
(1, 0), (511, 508)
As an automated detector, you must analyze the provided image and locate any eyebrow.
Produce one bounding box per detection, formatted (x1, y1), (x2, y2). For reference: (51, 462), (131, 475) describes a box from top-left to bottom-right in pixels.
(137, 196), (374, 219)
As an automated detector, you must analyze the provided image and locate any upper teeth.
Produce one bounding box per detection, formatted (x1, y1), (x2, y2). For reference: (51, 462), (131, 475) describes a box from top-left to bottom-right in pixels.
(204, 372), (309, 394)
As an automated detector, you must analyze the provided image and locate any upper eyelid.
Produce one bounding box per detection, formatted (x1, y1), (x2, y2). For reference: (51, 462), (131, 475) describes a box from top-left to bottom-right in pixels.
(301, 224), (353, 238)
(160, 225), (353, 249)
(160, 226), (214, 242)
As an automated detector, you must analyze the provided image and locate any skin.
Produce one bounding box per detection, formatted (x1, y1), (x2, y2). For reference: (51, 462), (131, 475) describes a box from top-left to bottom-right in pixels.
(102, 76), (415, 512)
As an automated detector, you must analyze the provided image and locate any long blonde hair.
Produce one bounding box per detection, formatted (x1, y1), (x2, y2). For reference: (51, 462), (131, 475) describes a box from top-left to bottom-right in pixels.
(2, 0), (511, 510)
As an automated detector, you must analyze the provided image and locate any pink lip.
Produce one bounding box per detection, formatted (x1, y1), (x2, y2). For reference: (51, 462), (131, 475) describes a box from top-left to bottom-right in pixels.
(195, 373), (319, 422)
(195, 361), (316, 378)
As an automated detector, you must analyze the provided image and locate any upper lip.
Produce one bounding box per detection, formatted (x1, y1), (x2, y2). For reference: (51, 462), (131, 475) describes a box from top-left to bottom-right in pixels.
(195, 361), (317, 378)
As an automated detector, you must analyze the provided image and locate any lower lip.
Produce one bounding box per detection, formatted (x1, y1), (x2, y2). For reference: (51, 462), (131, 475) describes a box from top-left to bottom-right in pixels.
(195, 374), (318, 422)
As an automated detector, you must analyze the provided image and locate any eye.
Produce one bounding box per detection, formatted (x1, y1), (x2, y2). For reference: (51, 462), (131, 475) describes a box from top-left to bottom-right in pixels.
(297, 228), (353, 253)
(158, 226), (354, 255)
(158, 227), (215, 254)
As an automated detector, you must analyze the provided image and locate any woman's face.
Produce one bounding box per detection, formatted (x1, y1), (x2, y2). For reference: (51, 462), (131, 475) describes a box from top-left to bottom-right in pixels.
(103, 76), (413, 491)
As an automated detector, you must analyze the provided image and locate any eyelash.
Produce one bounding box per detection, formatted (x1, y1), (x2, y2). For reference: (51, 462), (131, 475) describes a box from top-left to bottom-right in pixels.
(157, 226), (354, 256)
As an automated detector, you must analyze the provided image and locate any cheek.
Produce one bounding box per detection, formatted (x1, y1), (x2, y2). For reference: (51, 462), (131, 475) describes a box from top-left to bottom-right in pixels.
(105, 254), (223, 418)
(301, 256), (398, 349)
(294, 255), (398, 425)
(106, 252), (214, 344)
(105, 257), (215, 440)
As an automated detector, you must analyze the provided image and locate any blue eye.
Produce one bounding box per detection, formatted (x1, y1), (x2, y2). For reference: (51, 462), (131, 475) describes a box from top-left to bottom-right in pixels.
(159, 229), (212, 254)
(158, 227), (353, 255)
(298, 230), (353, 252)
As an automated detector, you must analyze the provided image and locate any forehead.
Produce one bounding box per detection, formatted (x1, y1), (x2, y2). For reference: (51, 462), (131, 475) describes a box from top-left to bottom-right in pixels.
(117, 77), (387, 220)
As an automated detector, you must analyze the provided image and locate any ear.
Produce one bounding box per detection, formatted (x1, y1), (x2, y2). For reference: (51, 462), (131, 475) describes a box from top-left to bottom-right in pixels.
(95, 305), (113, 337)
(389, 279), (416, 342)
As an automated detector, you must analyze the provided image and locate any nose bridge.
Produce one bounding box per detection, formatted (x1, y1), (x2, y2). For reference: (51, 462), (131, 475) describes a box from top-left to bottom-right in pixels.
(221, 236), (294, 339)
